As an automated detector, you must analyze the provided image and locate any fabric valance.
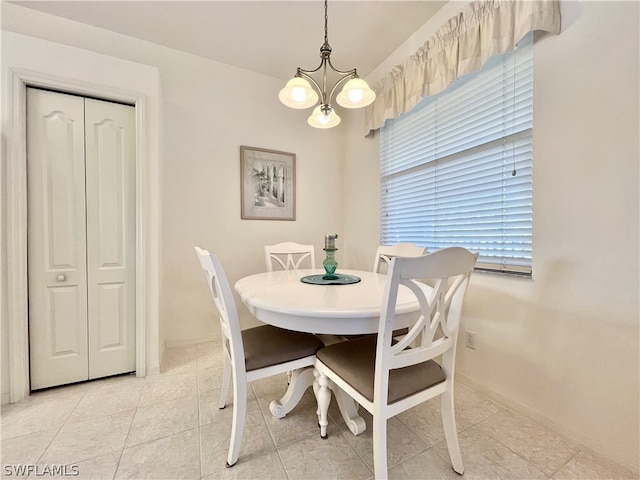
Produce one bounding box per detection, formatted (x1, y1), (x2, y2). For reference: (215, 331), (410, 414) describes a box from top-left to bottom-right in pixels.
(365, 0), (561, 135)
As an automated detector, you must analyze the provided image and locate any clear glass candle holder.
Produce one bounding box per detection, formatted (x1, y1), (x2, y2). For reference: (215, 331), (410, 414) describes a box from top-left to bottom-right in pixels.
(322, 248), (338, 280)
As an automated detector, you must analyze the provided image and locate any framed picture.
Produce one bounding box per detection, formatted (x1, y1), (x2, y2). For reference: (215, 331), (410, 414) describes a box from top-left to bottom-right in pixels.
(240, 146), (296, 220)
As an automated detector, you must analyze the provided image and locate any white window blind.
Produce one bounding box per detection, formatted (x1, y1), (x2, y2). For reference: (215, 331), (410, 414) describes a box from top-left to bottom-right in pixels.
(380, 33), (533, 276)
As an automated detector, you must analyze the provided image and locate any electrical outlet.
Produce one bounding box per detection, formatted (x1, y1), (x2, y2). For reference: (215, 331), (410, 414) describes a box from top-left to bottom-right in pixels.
(465, 331), (476, 350)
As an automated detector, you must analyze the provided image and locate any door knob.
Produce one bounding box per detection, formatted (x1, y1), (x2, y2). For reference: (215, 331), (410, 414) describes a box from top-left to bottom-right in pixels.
(56, 274), (66, 282)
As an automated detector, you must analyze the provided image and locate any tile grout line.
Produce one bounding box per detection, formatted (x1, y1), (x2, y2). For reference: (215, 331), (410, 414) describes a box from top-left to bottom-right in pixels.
(111, 383), (144, 480)
(33, 386), (88, 467)
(466, 410), (562, 478)
(454, 375), (632, 473)
(447, 383), (580, 477)
(253, 382), (290, 480)
(545, 450), (581, 480)
(334, 419), (375, 477)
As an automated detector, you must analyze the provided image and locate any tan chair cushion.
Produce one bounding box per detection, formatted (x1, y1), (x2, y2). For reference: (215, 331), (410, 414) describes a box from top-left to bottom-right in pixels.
(242, 325), (324, 372)
(316, 335), (446, 404)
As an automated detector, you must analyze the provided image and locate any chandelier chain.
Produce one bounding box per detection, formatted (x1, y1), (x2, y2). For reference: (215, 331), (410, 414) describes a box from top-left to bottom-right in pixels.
(324, 0), (328, 45)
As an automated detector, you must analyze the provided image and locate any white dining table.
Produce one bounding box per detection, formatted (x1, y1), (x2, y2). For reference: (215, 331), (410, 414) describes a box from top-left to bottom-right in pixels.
(234, 268), (431, 435)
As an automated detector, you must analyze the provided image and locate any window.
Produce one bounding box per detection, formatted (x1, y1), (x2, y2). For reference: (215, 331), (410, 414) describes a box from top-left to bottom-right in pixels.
(380, 33), (533, 276)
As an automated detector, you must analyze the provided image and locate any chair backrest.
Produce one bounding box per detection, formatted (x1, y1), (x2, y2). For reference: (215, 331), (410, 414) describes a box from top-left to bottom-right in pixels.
(375, 247), (477, 404)
(264, 242), (315, 271)
(373, 243), (428, 273)
(194, 246), (246, 373)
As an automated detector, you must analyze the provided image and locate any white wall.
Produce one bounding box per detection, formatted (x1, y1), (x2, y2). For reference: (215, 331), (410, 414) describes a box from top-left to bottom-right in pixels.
(344, 0), (639, 470)
(1, 4), (345, 397)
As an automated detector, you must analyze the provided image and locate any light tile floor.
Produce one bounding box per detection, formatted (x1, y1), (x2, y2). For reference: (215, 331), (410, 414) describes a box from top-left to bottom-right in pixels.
(2, 341), (636, 480)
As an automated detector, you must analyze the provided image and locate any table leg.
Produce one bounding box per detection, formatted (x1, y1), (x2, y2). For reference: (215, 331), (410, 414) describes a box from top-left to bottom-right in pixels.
(269, 367), (315, 418)
(269, 366), (367, 437)
(330, 386), (366, 436)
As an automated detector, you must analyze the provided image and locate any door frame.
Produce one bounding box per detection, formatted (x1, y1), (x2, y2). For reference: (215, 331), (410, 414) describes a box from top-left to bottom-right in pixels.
(6, 68), (160, 402)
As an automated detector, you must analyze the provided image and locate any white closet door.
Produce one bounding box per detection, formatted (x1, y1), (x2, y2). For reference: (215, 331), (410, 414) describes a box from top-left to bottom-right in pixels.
(27, 89), (89, 390)
(84, 98), (136, 379)
(28, 89), (136, 390)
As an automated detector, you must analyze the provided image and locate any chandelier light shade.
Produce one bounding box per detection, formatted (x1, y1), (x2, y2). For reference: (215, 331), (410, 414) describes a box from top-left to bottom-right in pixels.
(279, 0), (376, 129)
(336, 77), (377, 109)
(279, 77), (319, 109)
(307, 105), (341, 129)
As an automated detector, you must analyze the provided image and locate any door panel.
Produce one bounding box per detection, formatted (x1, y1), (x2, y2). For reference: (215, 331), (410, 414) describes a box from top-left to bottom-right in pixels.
(27, 88), (89, 390)
(49, 287), (83, 355)
(84, 98), (136, 379)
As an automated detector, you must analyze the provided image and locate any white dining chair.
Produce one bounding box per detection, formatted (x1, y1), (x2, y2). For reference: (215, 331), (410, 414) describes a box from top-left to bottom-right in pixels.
(264, 241), (344, 367)
(369, 243), (428, 340)
(194, 246), (324, 468)
(264, 242), (315, 271)
(314, 247), (477, 480)
(373, 242), (428, 274)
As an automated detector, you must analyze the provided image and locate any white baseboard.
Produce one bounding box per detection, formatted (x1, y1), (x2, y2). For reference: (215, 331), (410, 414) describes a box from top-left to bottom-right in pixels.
(456, 372), (639, 475)
(164, 335), (218, 349)
(1, 392), (10, 405)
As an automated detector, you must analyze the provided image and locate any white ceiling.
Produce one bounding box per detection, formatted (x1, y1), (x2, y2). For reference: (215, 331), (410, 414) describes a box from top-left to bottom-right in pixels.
(10, 1), (446, 80)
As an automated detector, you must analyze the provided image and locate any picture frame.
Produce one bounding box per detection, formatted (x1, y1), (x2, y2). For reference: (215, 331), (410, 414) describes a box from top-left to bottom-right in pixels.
(240, 146), (296, 221)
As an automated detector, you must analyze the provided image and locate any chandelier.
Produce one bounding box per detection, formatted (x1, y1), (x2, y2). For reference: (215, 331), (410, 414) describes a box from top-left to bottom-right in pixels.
(278, 0), (376, 129)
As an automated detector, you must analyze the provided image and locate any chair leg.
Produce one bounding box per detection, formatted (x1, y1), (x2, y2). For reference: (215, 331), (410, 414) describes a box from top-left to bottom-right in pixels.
(219, 353), (231, 409)
(372, 416), (388, 480)
(313, 368), (331, 439)
(226, 374), (247, 468)
(312, 371), (320, 419)
(441, 389), (464, 474)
